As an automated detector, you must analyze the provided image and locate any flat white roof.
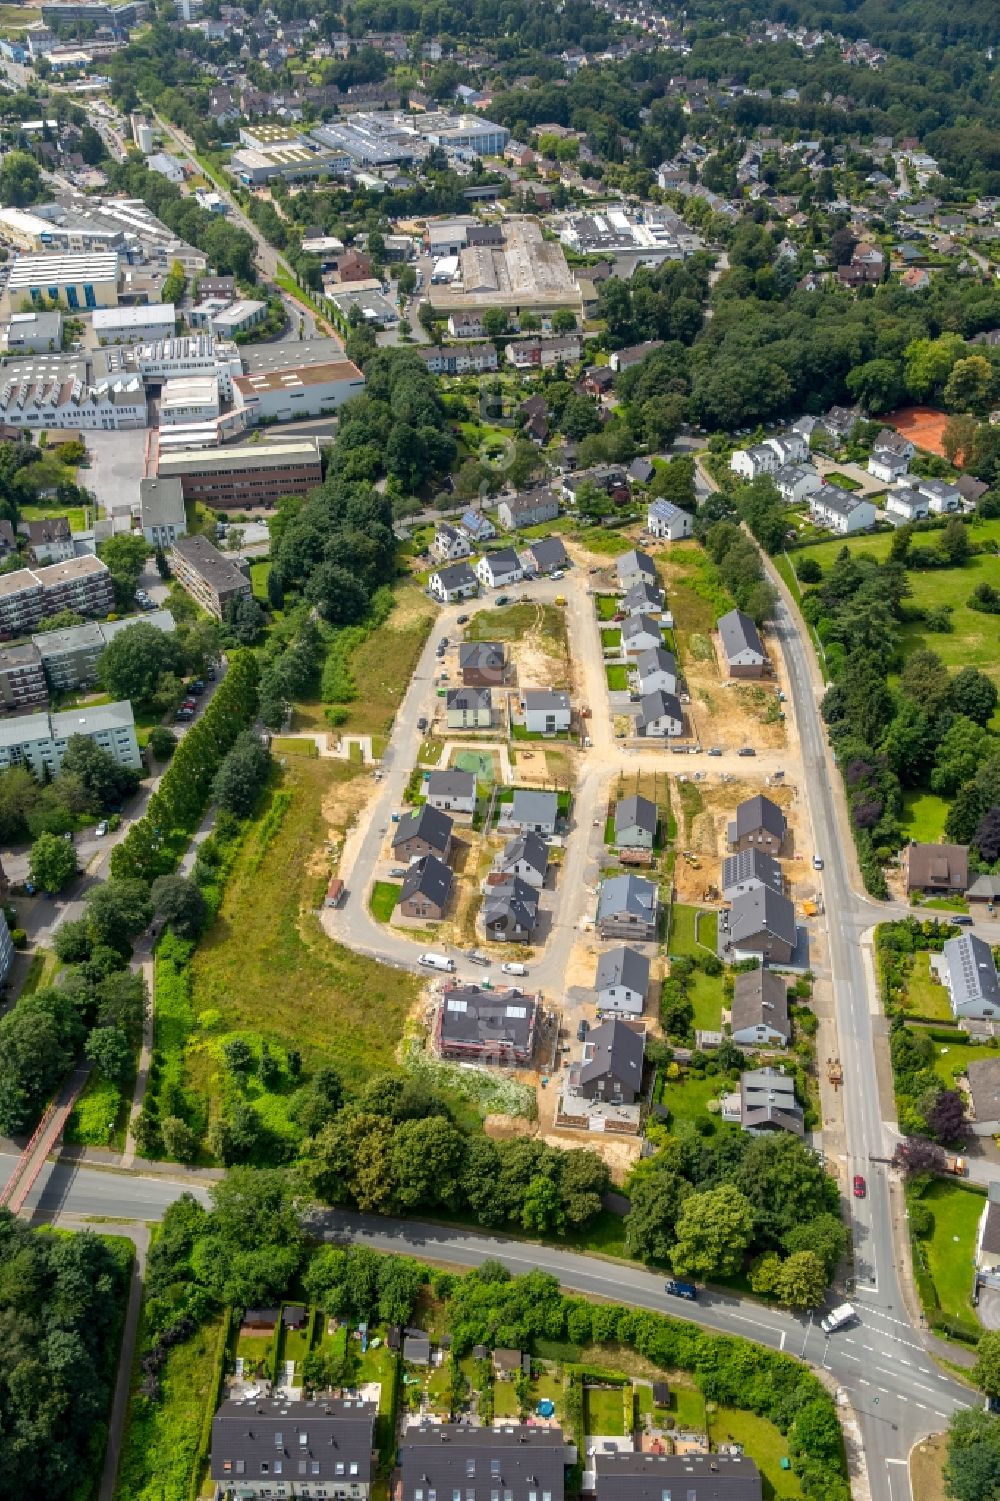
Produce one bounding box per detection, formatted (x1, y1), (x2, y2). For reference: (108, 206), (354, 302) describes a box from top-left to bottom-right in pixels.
(93, 303), (176, 329)
(6, 251), (120, 289)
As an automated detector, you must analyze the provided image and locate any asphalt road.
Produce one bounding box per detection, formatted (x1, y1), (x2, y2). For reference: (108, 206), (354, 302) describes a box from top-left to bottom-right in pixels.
(4, 1150), (968, 1444)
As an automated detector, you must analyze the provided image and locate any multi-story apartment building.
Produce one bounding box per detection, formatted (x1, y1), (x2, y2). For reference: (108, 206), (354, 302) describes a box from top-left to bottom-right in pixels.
(0, 555), (114, 639)
(32, 610), (175, 692)
(0, 642), (48, 712)
(0, 700), (141, 776)
(170, 534), (251, 619)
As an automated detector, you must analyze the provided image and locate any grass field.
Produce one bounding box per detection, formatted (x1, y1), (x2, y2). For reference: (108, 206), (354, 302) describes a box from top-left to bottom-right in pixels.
(183, 759), (420, 1138)
(273, 736), (319, 757)
(822, 471), (861, 491)
(903, 951), (954, 1021)
(596, 594), (620, 620)
(64, 1069), (130, 1148)
(114, 1315), (224, 1501)
(793, 521), (1000, 682)
(660, 1069), (723, 1128)
(910, 1179), (985, 1337)
(899, 789), (949, 844)
(606, 664), (628, 690)
(250, 559), (271, 600)
(931, 1036), (1000, 1087)
(709, 1407), (801, 1498)
(583, 1384), (627, 1435)
(669, 904), (714, 957)
(371, 881), (402, 922)
(601, 628), (621, 650)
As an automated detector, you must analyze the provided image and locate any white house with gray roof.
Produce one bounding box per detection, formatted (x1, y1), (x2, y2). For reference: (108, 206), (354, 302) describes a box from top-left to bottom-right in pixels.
(614, 794), (657, 848)
(646, 499), (692, 540)
(635, 646), (677, 697)
(431, 522), (472, 562)
(943, 933), (1000, 1020)
(636, 689), (683, 738)
(621, 612), (662, 657)
(616, 548), (657, 590)
(621, 579), (664, 617)
(809, 485), (876, 534)
(476, 548), (523, 589)
(429, 562), (479, 602)
(521, 688), (571, 734)
(505, 789), (559, 836)
(493, 830), (549, 887)
(722, 847), (784, 900)
(594, 945), (649, 1015)
(425, 768), (476, 817)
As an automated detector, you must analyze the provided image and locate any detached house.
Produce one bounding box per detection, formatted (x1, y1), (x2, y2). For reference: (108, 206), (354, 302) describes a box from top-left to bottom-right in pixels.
(459, 641), (508, 687)
(635, 646), (677, 697)
(617, 549), (657, 590)
(497, 489), (559, 531)
(722, 847), (783, 900)
(460, 509), (496, 544)
(572, 1018), (645, 1105)
(594, 945), (649, 1016)
(942, 933), (1000, 1020)
(730, 967), (790, 1047)
(636, 689), (683, 738)
(391, 803), (453, 862)
(506, 789), (559, 836)
(730, 443), (778, 481)
(596, 873), (659, 941)
(728, 795), (787, 855)
(525, 535), (568, 574)
(435, 987), (540, 1064)
(476, 549), (523, 590)
(647, 498), (693, 541)
(622, 613), (663, 657)
(399, 853), (453, 921)
(493, 829), (549, 888)
(739, 1066), (804, 1135)
(446, 686), (493, 730)
(621, 580), (664, 617)
(718, 609), (767, 678)
(722, 886), (797, 964)
(482, 874), (540, 942)
(614, 794), (657, 849)
(429, 562), (478, 603)
(903, 841), (969, 895)
(430, 523), (472, 562)
(522, 688), (571, 734)
(425, 768), (476, 817)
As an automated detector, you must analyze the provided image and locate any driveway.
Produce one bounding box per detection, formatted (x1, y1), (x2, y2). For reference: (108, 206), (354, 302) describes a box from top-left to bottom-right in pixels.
(82, 430), (151, 521)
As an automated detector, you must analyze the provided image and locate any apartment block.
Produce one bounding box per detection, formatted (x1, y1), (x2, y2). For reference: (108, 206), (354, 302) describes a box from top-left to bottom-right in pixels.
(0, 641), (48, 712)
(0, 700), (141, 777)
(170, 533), (251, 618)
(32, 610), (175, 691)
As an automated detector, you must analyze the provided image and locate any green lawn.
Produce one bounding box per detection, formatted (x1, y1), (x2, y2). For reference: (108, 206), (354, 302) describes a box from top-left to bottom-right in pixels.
(20, 502), (89, 531)
(583, 1384), (627, 1435)
(114, 1315), (225, 1501)
(689, 968), (725, 1031)
(930, 1036), (1000, 1088)
(64, 1068), (130, 1148)
(596, 594), (620, 620)
(371, 881), (402, 922)
(601, 628), (622, 650)
(900, 789), (949, 844)
(910, 1179), (986, 1338)
(250, 559), (272, 601)
(903, 951), (954, 1021)
(709, 1407), (801, 1498)
(669, 904), (715, 957)
(660, 1069), (726, 1128)
(822, 471), (861, 491)
(273, 736), (318, 757)
(571, 528), (636, 557)
(605, 664), (628, 690)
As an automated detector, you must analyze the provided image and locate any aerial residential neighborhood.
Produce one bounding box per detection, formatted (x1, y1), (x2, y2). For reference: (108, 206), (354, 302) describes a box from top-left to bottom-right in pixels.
(0, 0), (996, 1499)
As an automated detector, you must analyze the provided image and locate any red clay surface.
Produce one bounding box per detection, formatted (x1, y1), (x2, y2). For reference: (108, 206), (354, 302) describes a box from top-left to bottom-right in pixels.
(884, 405), (951, 459)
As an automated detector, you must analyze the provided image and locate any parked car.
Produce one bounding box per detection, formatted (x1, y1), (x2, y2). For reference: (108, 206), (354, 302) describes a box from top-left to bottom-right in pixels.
(708, 747), (722, 757)
(812, 855), (824, 870)
(495, 594), (511, 606)
(456, 614), (469, 625)
(664, 1279), (698, 1301)
(853, 1175), (866, 1199)
(551, 569), (564, 580)
(417, 716), (428, 731)
(576, 1019), (589, 1042)
(738, 747), (756, 757)
(188, 680), (205, 695)
(95, 820), (109, 837)
(951, 915), (974, 927)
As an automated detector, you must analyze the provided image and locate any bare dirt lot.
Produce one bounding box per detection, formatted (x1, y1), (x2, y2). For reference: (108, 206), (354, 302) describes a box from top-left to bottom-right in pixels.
(671, 775), (814, 906)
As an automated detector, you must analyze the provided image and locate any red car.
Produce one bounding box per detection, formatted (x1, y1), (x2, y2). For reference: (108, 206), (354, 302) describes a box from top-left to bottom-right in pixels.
(853, 1174), (866, 1199)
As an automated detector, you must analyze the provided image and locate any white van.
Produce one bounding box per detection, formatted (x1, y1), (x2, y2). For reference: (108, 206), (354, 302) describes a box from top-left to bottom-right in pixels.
(820, 1303), (855, 1334)
(501, 961), (527, 977)
(419, 952), (456, 972)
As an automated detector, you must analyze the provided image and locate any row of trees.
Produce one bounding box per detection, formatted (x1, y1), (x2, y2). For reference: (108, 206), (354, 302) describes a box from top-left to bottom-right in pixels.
(110, 649), (260, 884)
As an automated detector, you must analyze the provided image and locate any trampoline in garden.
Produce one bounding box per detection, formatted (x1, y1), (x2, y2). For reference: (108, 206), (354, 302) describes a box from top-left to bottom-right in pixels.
(454, 750), (496, 783)
(536, 1399), (556, 1418)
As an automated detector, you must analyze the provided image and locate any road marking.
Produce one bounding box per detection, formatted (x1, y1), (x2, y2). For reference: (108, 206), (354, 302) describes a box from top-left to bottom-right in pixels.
(839, 1352), (861, 1362)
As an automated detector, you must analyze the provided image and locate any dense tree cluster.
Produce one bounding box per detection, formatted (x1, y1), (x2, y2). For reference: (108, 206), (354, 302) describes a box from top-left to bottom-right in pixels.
(702, 519), (777, 624)
(0, 736), (140, 845)
(0, 1216), (129, 1500)
(945, 1406), (1000, 1500)
(624, 1128), (844, 1300)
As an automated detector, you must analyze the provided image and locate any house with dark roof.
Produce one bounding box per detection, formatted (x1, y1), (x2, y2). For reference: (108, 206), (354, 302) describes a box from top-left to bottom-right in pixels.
(739, 1066), (803, 1135)
(522, 688), (571, 734)
(621, 579), (664, 617)
(497, 489), (559, 531)
(525, 535), (568, 573)
(629, 456), (655, 486)
(594, 1451), (762, 1501)
(572, 1018), (644, 1105)
(493, 830), (549, 887)
(211, 1395), (376, 1498)
(403, 1330), (431, 1364)
(942, 933), (1000, 1020)
(476, 548), (524, 589)
(967, 874), (1000, 905)
(429, 561), (479, 603)
(976, 1184), (1000, 1273)
(506, 789), (559, 835)
(622, 612), (663, 657)
(636, 688), (683, 738)
(392, 803), (453, 862)
(594, 945), (649, 1015)
(635, 646), (677, 697)
(615, 794), (658, 849)
(727, 795), (787, 855)
(721, 848), (784, 900)
(967, 1058), (1000, 1137)
(459, 640), (508, 687)
(730, 967), (790, 1047)
(617, 548), (657, 590)
(435, 984), (539, 1063)
(721, 886), (797, 964)
(399, 1424), (566, 1501)
(903, 842), (968, 895)
(398, 854), (453, 921)
(718, 609), (766, 678)
(430, 522), (473, 563)
(425, 768), (476, 816)
(646, 498), (693, 541)
(446, 686), (493, 730)
(597, 873), (659, 940)
(482, 874), (540, 942)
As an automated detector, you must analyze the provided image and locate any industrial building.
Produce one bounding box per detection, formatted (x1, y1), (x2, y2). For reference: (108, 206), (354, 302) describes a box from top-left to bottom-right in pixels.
(159, 374), (221, 426)
(92, 303), (176, 344)
(0, 251), (121, 316)
(558, 207), (702, 265)
(155, 435), (322, 508)
(427, 217), (581, 319)
(1, 310), (63, 353)
(170, 533), (251, 618)
(0, 354), (147, 431)
(232, 358), (364, 424)
(0, 700), (141, 777)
